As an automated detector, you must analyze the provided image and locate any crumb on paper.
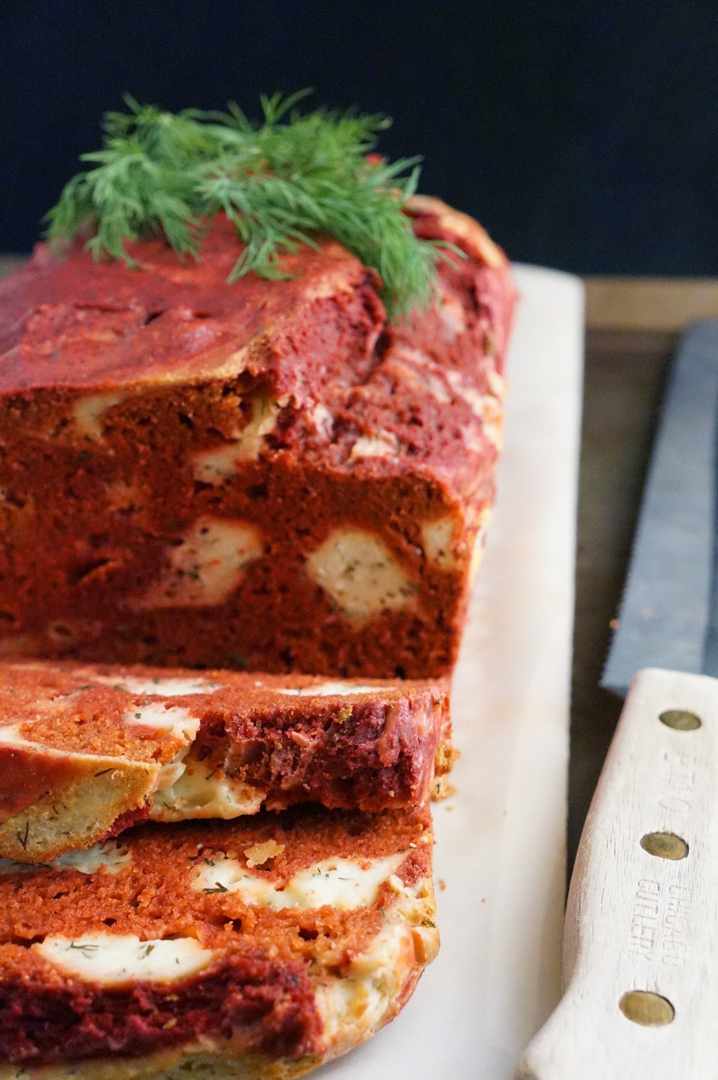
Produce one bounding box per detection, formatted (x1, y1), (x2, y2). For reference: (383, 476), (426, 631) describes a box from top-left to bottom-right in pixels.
(435, 743), (460, 773)
(244, 840), (285, 868)
(431, 776), (456, 801)
(437, 878), (446, 892)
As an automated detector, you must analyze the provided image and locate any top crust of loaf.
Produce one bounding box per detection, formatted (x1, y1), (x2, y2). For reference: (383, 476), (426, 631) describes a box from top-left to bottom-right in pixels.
(0, 216), (376, 394)
(0, 199), (512, 396)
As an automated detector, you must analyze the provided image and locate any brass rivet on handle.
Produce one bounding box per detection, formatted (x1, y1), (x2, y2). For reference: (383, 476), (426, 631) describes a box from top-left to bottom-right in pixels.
(640, 832), (689, 860)
(659, 709), (701, 730)
(619, 990), (675, 1026)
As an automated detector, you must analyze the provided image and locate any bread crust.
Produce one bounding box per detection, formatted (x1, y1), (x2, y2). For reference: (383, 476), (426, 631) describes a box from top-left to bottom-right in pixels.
(0, 1047), (323, 1080)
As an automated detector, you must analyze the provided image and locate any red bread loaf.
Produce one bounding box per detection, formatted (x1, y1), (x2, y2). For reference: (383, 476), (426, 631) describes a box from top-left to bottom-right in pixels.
(0, 196), (513, 678)
(0, 659), (451, 862)
(0, 804), (437, 1079)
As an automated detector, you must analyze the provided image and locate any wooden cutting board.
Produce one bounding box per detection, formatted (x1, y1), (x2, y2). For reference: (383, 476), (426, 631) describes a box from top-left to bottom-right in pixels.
(319, 264), (585, 1079)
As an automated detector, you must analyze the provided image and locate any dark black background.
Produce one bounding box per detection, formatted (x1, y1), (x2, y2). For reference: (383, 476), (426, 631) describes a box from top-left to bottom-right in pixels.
(2, 0), (718, 273)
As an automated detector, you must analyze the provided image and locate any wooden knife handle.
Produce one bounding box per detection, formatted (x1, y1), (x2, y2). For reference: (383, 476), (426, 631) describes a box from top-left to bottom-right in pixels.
(514, 667), (718, 1080)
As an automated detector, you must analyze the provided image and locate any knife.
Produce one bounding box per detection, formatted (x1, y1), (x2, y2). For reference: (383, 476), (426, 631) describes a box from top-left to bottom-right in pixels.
(515, 322), (718, 1079)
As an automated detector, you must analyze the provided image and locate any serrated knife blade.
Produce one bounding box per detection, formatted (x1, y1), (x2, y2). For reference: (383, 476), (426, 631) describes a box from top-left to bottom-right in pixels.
(602, 321), (718, 691)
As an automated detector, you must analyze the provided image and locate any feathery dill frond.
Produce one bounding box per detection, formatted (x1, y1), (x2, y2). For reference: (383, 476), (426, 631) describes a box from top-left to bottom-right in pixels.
(46, 91), (452, 318)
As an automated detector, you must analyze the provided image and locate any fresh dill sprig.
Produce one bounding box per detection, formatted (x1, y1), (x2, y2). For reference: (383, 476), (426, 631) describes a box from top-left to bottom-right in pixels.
(45, 90), (449, 318)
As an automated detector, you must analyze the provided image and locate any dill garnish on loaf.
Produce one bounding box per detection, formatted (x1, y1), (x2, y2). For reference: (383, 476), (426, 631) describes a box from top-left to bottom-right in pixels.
(46, 89), (453, 318)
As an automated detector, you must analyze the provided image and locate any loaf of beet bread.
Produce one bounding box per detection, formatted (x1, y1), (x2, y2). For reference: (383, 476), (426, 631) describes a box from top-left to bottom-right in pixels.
(0, 196), (514, 678)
